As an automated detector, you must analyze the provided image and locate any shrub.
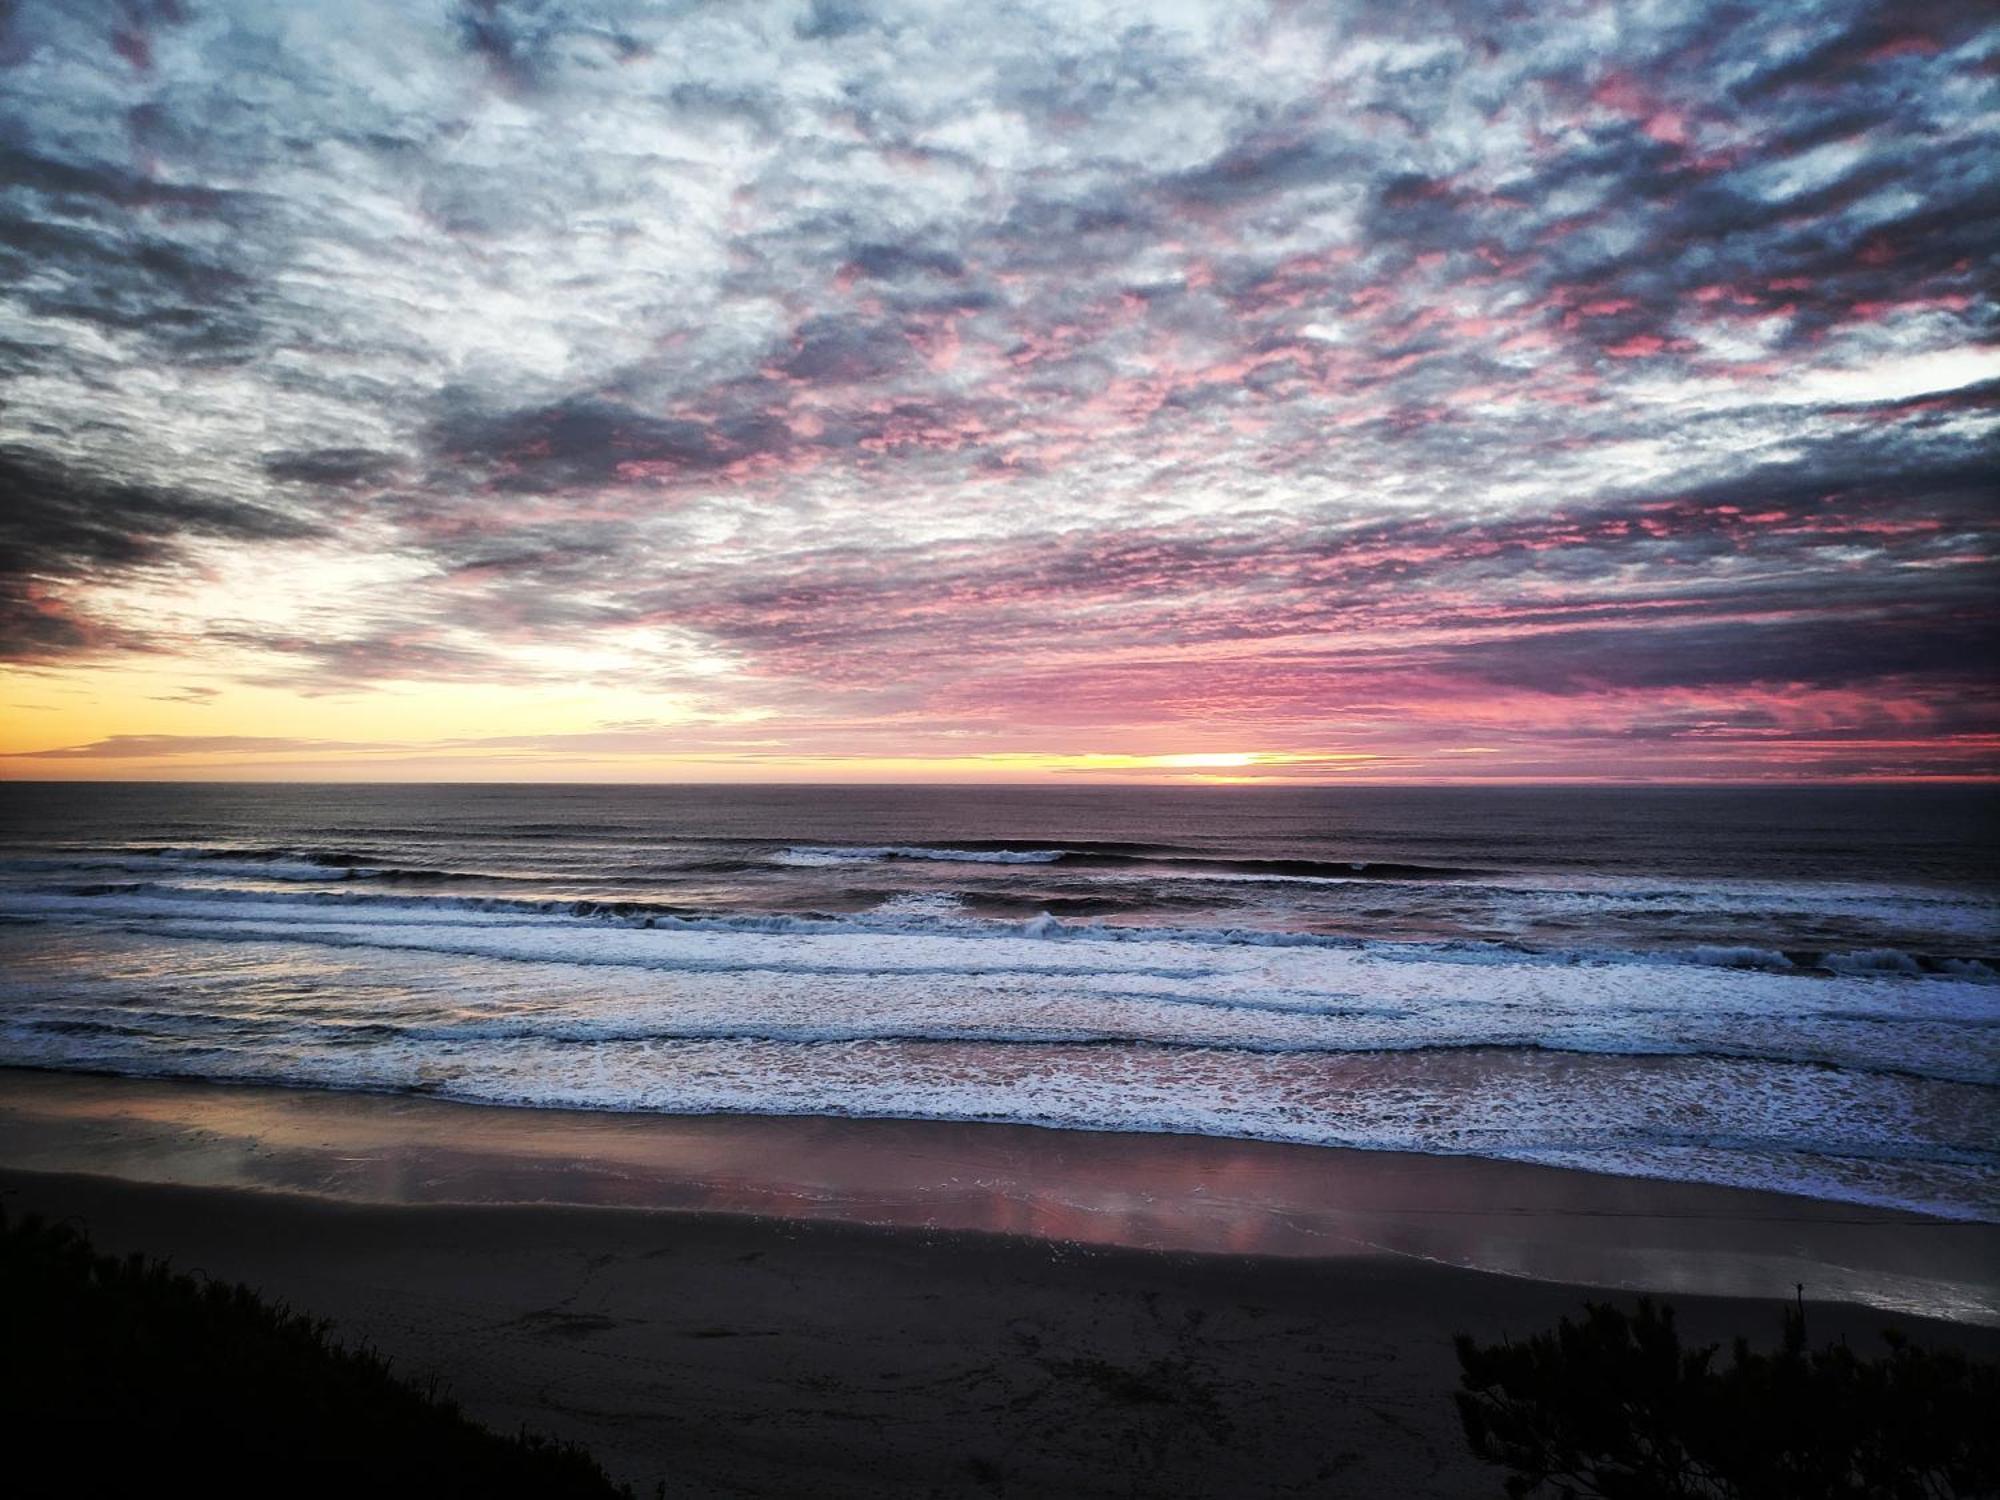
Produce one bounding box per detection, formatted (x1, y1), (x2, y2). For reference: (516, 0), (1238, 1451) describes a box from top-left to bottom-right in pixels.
(1453, 1296), (1999, 1498)
(0, 1206), (631, 1497)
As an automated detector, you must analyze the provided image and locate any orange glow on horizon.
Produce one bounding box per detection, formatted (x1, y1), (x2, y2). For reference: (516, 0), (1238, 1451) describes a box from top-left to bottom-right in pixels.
(6, 665), (1996, 786)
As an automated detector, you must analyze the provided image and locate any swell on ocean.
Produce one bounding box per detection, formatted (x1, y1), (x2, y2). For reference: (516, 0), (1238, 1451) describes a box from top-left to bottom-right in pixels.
(1, 782), (1994, 1222)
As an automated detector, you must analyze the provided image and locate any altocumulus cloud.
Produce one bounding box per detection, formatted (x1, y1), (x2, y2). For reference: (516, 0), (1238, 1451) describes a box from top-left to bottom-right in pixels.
(0, 0), (1995, 777)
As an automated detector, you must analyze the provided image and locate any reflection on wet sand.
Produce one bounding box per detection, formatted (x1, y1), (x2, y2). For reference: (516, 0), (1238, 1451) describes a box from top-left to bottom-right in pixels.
(1, 1066), (1994, 1325)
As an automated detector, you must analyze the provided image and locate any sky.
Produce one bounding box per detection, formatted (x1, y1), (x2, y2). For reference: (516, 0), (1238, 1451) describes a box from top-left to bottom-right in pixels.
(1, 0), (1995, 784)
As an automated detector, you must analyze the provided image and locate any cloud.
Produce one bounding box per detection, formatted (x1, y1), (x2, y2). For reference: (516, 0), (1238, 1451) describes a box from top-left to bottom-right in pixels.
(0, 447), (319, 660)
(260, 448), (403, 487)
(6, 733), (395, 759)
(0, 0), (1994, 777)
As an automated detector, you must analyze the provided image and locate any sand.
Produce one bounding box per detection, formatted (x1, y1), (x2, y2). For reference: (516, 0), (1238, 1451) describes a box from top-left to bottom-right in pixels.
(2, 1068), (1996, 1497)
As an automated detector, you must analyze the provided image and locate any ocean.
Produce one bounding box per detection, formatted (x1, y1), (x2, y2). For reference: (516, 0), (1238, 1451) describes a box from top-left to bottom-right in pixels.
(1, 781), (1994, 1220)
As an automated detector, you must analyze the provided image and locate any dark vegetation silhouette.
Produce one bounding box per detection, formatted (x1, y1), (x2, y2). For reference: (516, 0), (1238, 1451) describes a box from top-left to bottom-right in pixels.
(1454, 1295), (1998, 1498)
(0, 1206), (631, 1497)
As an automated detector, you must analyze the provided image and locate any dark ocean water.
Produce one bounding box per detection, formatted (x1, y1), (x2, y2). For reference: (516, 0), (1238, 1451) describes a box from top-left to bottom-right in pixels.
(1, 782), (1995, 1217)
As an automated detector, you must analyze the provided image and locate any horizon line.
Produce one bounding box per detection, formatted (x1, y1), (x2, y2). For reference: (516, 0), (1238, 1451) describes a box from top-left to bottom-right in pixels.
(2, 776), (1995, 791)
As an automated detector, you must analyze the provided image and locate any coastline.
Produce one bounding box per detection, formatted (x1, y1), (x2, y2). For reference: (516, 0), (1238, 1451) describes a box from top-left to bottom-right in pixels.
(4, 1067), (1998, 1496)
(2, 1065), (1994, 1324)
(6, 1166), (1998, 1499)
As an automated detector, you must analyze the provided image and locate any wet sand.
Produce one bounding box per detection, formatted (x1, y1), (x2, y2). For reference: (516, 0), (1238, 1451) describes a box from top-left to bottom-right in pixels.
(2, 1067), (1993, 1321)
(2, 1068), (1997, 1496)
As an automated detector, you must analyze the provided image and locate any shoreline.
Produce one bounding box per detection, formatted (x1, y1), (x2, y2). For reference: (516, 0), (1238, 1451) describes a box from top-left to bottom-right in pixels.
(2, 1065), (1994, 1324)
(5, 1065), (1999, 1495)
(5, 1165), (1997, 1499)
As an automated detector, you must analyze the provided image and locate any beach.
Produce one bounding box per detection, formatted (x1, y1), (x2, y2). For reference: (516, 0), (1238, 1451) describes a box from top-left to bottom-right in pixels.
(4, 1069), (1997, 1497)
(2, 783), (1994, 1490)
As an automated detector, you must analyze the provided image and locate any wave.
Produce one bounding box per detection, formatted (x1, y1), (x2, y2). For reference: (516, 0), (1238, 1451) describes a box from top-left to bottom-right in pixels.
(0, 1048), (1991, 1222)
(774, 844), (1069, 867)
(11, 1004), (1991, 1088)
(125, 843), (391, 868)
(0, 849), (559, 888)
(770, 842), (1485, 880)
(951, 891), (1204, 918)
(6, 881), (1997, 981)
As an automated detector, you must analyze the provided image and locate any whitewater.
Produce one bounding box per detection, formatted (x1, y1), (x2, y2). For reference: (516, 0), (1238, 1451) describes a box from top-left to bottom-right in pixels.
(2, 782), (1995, 1219)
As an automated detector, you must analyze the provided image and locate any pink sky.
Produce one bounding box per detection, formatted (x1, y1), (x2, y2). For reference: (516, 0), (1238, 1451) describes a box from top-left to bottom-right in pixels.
(2, 0), (1995, 782)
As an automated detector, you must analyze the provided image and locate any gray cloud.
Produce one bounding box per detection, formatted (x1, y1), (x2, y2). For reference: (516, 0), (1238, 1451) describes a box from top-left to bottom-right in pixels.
(0, 446), (319, 659)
